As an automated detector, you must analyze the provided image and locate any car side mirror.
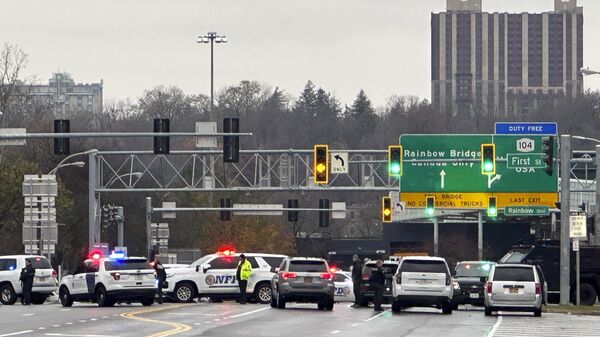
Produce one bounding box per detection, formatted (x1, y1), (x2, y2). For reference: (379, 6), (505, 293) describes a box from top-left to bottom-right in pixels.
(202, 264), (211, 273)
(195, 265), (200, 272)
(480, 276), (488, 283)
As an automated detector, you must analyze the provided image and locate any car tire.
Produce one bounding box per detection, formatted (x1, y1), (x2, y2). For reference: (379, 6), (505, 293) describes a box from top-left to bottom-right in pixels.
(31, 294), (49, 305)
(358, 295), (369, 307)
(484, 307), (493, 316)
(174, 282), (197, 303)
(254, 283), (272, 304)
(534, 307), (542, 317)
(391, 300), (401, 313)
(442, 303), (453, 314)
(59, 287), (73, 307)
(141, 297), (154, 306)
(317, 302), (325, 310)
(96, 286), (114, 307)
(270, 289), (277, 308)
(0, 284), (17, 305)
(276, 293), (286, 309)
(579, 283), (598, 306)
(452, 303), (459, 310)
(325, 297), (334, 311)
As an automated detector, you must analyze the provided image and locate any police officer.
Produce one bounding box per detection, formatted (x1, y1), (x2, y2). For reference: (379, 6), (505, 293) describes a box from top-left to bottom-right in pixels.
(153, 258), (167, 304)
(236, 254), (252, 304)
(369, 260), (385, 312)
(19, 259), (35, 305)
(351, 255), (362, 308)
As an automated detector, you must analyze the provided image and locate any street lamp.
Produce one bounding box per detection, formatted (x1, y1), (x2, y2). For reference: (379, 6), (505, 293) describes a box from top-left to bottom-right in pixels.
(580, 67), (600, 76)
(105, 172), (143, 188)
(197, 32), (228, 121)
(49, 149), (98, 175)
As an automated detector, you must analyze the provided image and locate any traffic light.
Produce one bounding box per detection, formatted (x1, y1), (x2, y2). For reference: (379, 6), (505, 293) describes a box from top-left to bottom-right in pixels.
(314, 145), (329, 184)
(223, 118), (240, 163)
(425, 196), (435, 216)
(542, 136), (554, 176)
(388, 145), (403, 177)
(319, 199), (330, 227)
(382, 196), (392, 223)
(220, 198), (231, 221)
(481, 144), (495, 175)
(487, 196), (497, 217)
(288, 199), (299, 222)
(153, 118), (170, 154)
(53, 119), (70, 155)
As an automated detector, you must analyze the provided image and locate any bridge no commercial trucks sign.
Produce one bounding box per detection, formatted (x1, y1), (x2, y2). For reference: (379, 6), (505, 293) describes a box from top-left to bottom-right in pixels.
(399, 135), (558, 209)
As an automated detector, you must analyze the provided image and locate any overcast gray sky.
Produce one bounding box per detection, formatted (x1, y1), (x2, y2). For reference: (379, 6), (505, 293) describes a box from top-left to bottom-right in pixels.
(4, 0), (600, 107)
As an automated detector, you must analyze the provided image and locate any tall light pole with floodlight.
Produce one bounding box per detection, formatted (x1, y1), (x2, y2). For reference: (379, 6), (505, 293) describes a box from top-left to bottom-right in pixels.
(197, 32), (227, 121)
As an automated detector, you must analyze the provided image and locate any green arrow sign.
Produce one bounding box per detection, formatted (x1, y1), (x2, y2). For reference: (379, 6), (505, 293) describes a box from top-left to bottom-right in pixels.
(399, 135), (558, 193)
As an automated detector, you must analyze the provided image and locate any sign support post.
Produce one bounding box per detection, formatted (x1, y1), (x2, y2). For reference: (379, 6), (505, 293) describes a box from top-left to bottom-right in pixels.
(478, 211), (483, 261)
(560, 135), (571, 305)
(433, 216), (438, 256)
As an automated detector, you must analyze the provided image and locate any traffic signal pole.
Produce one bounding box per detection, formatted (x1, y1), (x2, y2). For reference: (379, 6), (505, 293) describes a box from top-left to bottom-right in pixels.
(560, 134), (571, 305)
(478, 211), (483, 261)
(596, 144), (600, 244)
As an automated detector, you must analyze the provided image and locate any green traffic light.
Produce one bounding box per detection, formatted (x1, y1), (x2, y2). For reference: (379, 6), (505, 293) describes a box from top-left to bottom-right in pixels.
(483, 161), (494, 173)
(425, 207), (434, 216)
(488, 207), (497, 217)
(390, 163), (401, 174)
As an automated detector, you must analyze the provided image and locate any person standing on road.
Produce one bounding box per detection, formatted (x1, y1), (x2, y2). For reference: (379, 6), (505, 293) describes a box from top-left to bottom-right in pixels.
(236, 254), (252, 304)
(369, 260), (385, 312)
(153, 258), (167, 304)
(351, 255), (363, 308)
(19, 259), (35, 305)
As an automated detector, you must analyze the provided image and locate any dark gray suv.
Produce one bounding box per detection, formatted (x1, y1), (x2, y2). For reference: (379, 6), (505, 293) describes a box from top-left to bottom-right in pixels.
(270, 257), (335, 310)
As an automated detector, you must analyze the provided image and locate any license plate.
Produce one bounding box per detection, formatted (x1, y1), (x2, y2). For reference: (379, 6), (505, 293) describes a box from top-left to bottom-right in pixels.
(469, 293), (479, 299)
(304, 277), (312, 284)
(36, 277), (47, 282)
(509, 287), (518, 294)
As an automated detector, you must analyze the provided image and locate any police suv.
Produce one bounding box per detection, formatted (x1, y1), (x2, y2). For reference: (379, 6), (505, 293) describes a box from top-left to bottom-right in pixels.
(166, 251), (286, 304)
(0, 255), (57, 305)
(58, 255), (157, 307)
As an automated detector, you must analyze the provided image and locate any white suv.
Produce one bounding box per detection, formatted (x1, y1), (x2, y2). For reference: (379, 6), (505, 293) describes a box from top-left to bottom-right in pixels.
(58, 257), (157, 307)
(0, 255), (57, 305)
(484, 264), (543, 317)
(392, 256), (454, 314)
(166, 252), (286, 303)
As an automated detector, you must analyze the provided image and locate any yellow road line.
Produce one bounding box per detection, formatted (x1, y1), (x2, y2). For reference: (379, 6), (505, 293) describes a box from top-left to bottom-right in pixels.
(120, 304), (192, 337)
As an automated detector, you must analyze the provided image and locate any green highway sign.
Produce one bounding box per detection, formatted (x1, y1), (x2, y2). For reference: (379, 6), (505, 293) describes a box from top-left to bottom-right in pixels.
(504, 206), (550, 216)
(399, 134), (558, 194)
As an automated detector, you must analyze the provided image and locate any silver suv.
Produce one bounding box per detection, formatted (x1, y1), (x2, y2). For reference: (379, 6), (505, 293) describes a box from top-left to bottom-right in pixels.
(270, 257), (335, 310)
(484, 264), (543, 317)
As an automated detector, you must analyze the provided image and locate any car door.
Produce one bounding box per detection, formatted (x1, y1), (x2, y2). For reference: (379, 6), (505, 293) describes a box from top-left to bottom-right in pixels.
(333, 273), (353, 302)
(0, 258), (19, 292)
(201, 256), (240, 294)
(71, 262), (91, 295)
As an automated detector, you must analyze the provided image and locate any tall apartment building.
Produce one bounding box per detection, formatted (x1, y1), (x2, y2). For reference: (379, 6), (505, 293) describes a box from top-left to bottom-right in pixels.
(431, 0), (583, 116)
(28, 72), (103, 115)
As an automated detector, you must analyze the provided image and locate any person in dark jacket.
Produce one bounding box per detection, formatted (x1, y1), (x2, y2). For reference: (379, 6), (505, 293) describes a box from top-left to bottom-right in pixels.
(351, 255), (363, 308)
(369, 260), (385, 312)
(19, 259), (35, 305)
(153, 258), (167, 304)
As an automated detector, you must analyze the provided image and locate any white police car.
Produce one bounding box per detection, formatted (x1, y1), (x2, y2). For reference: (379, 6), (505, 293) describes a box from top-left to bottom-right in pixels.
(58, 254), (157, 307)
(333, 271), (355, 303)
(0, 255), (57, 305)
(166, 250), (286, 304)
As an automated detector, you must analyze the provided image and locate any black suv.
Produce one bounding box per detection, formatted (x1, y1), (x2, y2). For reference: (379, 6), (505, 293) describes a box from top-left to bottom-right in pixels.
(452, 261), (495, 308)
(357, 260), (399, 306)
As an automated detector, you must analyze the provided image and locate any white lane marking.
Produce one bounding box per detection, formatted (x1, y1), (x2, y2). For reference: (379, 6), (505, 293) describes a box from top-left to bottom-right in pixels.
(351, 323), (359, 327)
(52, 325), (60, 328)
(60, 309), (71, 312)
(213, 318), (221, 322)
(79, 320), (87, 323)
(0, 331), (34, 337)
(487, 315), (502, 337)
(203, 320), (212, 324)
(21, 313), (35, 317)
(229, 307), (270, 318)
(194, 323), (202, 326)
(39, 327), (46, 330)
(45, 333), (117, 337)
(90, 318), (97, 321)
(102, 316), (109, 319)
(364, 309), (390, 322)
(330, 330), (340, 334)
(65, 323), (73, 325)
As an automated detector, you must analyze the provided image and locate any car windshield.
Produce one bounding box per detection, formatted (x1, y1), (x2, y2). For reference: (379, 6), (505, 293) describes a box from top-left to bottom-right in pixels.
(499, 250), (528, 263)
(400, 260), (448, 274)
(190, 255), (213, 267)
(27, 257), (52, 269)
(455, 263), (493, 277)
(104, 259), (151, 271)
(289, 260), (327, 272)
(493, 267), (535, 282)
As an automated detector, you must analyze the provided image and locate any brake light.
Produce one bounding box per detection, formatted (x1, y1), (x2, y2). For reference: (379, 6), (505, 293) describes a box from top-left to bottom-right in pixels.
(362, 274), (370, 281)
(320, 273), (333, 280)
(110, 272), (121, 281)
(396, 274), (402, 284)
(52, 270), (57, 278)
(281, 272), (297, 280)
(446, 276), (451, 286)
(535, 282), (541, 295)
(329, 266), (338, 273)
(485, 281), (492, 294)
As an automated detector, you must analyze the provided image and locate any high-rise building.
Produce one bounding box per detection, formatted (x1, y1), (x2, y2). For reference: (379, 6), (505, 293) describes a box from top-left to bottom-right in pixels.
(28, 72), (103, 115)
(431, 0), (583, 116)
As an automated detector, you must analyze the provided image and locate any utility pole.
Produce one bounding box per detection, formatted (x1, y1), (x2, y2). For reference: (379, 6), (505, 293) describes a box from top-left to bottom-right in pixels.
(146, 197), (152, 258)
(596, 145), (600, 244)
(197, 32), (227, 121)
(560, 134), (571, 305)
